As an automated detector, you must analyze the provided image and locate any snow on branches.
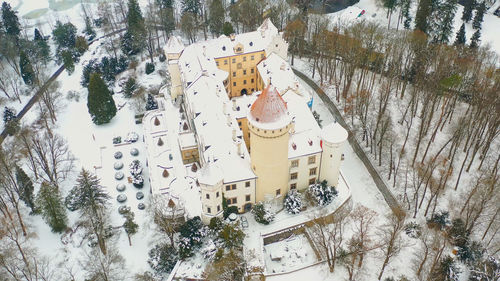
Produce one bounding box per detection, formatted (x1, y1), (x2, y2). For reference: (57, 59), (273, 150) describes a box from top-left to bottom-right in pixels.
(284, 189), (302, 214)
(308, 180), (337, 206)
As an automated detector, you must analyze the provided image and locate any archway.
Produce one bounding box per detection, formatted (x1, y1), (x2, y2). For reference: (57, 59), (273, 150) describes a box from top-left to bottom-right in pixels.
(244, 203), (252, 212)
(241, 88), (248, 95)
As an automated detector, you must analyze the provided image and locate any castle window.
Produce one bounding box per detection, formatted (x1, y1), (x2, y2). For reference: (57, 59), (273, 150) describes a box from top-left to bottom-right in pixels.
(230, 198), (237, 204)
(246, 195), (251, 201)
(233, 71), (236, 77)
(244, 80), (247, 85)
(224, 60), (228, 65)
(233, 82), (236, 86)
(226, 199), (231, 205)
(216, 192), (220, 197)
(290, 172), (298, 180)
(243, 56), (247, 62)
(251, 78), (254, 83)
(206, 194), (210, 199)
(238, 121), (242, 126)
(291, 160), (299, 167)
(216, 61), (219, 66)
(226, 185), (230, 191)
(245, 181), (250, 187)
(251, 55), (254, 60)
(243, 70), (247, 75)
(309, 167), (317, 176)
(290, 183), (297, 189)
(276, 189), (281, 196)
(217, 205), (221, 212)
(207, 207), (211, 214)
(251, 68), (254, 73)
(231, 184), (237, 190)
(261, 54), (264, 59)
(308, 156), (316, 164)
(232, 58), (236, 63)
(309, 178), (316, 185)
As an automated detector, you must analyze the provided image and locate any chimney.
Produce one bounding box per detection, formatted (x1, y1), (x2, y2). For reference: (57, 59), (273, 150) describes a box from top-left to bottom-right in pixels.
(226, 114), (232, 126)
(236, 139), (243, 157)
(232, 99), (237, 111)
(290, 120), (296, 134)
(280, 63), (286, 71)
(232, 128), (237, 141)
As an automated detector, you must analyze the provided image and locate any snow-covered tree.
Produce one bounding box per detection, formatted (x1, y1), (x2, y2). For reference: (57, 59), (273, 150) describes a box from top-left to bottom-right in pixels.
(129, 160), (144, 188)
(308, 180), (337, 206)
(15, 165), (36, 214)
(121, 0), (146, 55)
(284, 189), (302, 214)
(470, 29), (481, 48)
(36, 182), (68, 233)
(469, 255), (500, 281)
(3, 107), (16, 122)
(427, 210), (451, 230)
(252, 202), (275, 225)
(148, 243), (179, 275)
(121, 209), (138, 246)
(217, 223), (245, 249)
(145, 94), (158, 111)
(430, 255), (461, 281)
(19, 50), (35, 85)
(1, 2), (21, 41)
(178, 216), (208, 259)
(203, 249), (246, 281)
(87, 73), (117, 125)
(462, 0), (476, 22)
(454, 23), (466, 46)
(472, 1), (486, 30)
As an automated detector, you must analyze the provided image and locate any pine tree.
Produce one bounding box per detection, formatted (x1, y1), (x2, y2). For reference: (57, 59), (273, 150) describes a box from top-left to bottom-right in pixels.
(222, 22), (234, 36)
(434, 0), (457, 44)
(402, 0), (412, 29)
(182, 0), (201, 15)
(209, 0), (225, 36)
(87, 73), (117, 125)
(454, 23), (466, 46)
(414, 0), (432, 34)
(36, 182), (68, 233)
(19, 50), (35, 85)
(284, 189), (302, 214)
(84, 16), (96, 41)
(122, 0), (146, 55)
(148, 243), (178, 275)
(145, 94), (158, 110)
(3, 106), (16, 122)
(15, 166), (36, 214)
(1, 2), (21, 41)
(34, 28), (43, 41)
(122, 210), (139, 246)
(33, 31), (51, 64)
(52, 21), (77, 50)
(462, 0), (476, 22)
(472, 1), (486, 30)
(470, 29), (481, 48)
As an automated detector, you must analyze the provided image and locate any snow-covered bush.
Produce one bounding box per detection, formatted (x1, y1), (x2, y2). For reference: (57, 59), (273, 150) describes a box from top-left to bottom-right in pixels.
(132, 174), (144, 188)
(148, 243), (178, 275)
(178, 216), (208, 259)
(145, 93), (158, 111)
(252, 202), (275, 225)
(145, 62), (155, 75)
(112, 136), (122, 144)
(129, 160), (143, 176)
(457, 240), (483, 265)
(427, 211), (451, 231)
(404, 221), (422, 238)
(125, 131), (139, 143)
(201, 240), (217, 260)
(284, 189), (302, 214)
(308, 180), (337, 206)
(469, 255), (499, 281)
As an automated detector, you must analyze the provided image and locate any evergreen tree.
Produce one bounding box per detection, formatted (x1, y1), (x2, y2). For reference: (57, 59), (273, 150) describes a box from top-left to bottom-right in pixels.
(454, 23), (466, 46)
(414, 0), (432, 34)
(401, 0), (412, 29)
(87, 73), (117, 125)
(15, 166), (36, 214)
(122, 0), (146, 55)
(462, 0), (476, 22)
(145, 93), (158, 110)
(84, 16), (96, 41)
(34, 28), (43, 41)
(157, 0), (176, 36)
(284, 189), (302, 214)
(1, 2), (21, 41)
(3, 106), (16, 122)
(52, 21), (77, 50)
(61, 50), (75, 74)
(434, 0), (457, 44)
(122, 210), (139, 246)
(470, 29), (481, 48)
(472, 1), (486, 30)
(19, 50), (35, 85)
(36, 182), (68, 233)
(182, 0), (201, 15)
(209, 0), (225, 36)
(148, 243), (178, 275)
(33, 33), (51, 64)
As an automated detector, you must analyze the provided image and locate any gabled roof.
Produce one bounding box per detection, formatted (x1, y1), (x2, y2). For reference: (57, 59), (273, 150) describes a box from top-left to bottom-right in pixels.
(165, 36), (185, 54)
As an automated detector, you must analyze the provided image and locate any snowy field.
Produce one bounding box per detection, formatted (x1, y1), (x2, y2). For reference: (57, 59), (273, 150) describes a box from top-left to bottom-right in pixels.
(263, 234), (318, 274)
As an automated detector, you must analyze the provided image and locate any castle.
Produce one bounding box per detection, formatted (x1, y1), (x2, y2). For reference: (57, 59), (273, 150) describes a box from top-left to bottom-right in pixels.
(143, 19), (348, 224)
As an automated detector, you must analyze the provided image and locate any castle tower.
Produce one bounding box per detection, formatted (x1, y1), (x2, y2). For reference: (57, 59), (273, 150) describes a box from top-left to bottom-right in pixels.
(198, 162), (224, 224)
(248, 84), (292, 203)
(164, 36), (184, 99)
(319, 121), (348, 187)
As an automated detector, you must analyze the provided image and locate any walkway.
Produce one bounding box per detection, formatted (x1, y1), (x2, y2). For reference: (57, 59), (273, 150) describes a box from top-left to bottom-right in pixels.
(293, 68), (405, 218)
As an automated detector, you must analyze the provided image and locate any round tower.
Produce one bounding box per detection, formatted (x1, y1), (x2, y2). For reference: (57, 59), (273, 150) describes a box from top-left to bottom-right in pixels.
(319, 121), (348, 188)
(198, 162), (224, 224)
(248, 84), (292, 203)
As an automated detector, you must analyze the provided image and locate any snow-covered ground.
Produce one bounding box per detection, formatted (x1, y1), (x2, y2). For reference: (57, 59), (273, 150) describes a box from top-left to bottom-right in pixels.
(264, 234), (318, 274)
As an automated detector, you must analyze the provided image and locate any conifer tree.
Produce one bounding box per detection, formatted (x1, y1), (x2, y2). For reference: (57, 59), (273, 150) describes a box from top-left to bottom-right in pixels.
(145, 93), (158, 110)
(3, 106), (16, 122)
(434, 0), (457, 44)
(470, 29), (481, 48)
(472, 1), (486, 30)
(1, 2), (21, 42)
(122, 210), (139, 246)
(15, 166), (36, 214)
(34, 28), (43, 41)
(157, 0), (175, 36)
(3, 106), (19, 135)
(454, 23), (466, 46)
(401, 0), (412, 29)
(462, 0), (476, 22)
(209, 0), (225, 36)
(87, 73), (117, 125)
(36, 182), (68, 233)
(19, 50), (35, 85)
(414, 0), (432, 34)
(33, 29), (51, 64)
(122, 0), (146, 55)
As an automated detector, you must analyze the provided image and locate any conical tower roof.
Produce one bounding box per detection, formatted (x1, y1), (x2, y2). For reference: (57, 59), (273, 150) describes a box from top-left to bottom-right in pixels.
(249, 84), (289, 126)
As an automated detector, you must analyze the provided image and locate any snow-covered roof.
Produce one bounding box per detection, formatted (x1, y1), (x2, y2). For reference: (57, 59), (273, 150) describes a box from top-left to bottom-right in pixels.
(165, 35), (185, 54)
(197, 161), (223, 186)
(321, 121), (348, 144)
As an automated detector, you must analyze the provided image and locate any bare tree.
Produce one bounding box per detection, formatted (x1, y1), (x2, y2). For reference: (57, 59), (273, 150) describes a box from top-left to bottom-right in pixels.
(148, 194), (184, 248)
(81, 244), (128, 281)
(377, 213), (406, 280)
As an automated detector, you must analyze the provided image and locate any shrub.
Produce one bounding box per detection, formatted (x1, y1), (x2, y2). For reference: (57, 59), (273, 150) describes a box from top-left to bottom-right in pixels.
(284, 189), (302, 214)
(252, 202), (274, 225)
(447, 218), (469, 247)
(148, 243), (178, 275)
(223, 206), (238, 219)
(404, 221), (422, 238)
(308, 180), (337, 206)
(427, 211), (451, 231)
(218, 223), (244, 249)
(159, 53), (166, 62)
(122, 77), (138, 98)
(145, 62), (155, 74)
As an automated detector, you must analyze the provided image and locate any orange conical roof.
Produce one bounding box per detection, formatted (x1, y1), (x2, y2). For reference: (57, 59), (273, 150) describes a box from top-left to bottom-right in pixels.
(249, 84), (288, 124)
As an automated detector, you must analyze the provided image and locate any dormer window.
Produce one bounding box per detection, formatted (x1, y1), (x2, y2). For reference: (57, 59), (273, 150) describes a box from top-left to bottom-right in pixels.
(249, 42), (253, 46)
(222, 46), (226, 51)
